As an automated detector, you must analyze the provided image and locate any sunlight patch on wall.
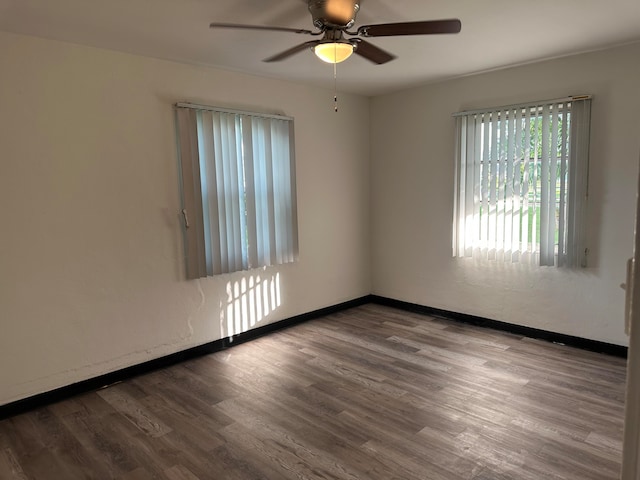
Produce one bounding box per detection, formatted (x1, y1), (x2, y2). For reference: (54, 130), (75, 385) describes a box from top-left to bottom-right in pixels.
(221, 272), (281, 338)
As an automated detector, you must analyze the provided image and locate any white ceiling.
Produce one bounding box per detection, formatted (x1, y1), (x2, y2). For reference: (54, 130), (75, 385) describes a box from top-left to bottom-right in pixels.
(1, 0), (640, 96)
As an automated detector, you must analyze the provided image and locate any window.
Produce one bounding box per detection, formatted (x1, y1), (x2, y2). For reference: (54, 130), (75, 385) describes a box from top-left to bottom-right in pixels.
(452, 96), (591, 267)
(175, 104), (298, 278)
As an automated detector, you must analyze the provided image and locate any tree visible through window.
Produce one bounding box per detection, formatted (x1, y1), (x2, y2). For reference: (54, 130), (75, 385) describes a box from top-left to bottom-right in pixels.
(453, 96), (591, 267)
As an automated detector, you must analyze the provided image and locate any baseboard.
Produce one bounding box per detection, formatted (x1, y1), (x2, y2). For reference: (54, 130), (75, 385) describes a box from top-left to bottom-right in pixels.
(0, 295), (372, 420)
(369, 295), (628, 358)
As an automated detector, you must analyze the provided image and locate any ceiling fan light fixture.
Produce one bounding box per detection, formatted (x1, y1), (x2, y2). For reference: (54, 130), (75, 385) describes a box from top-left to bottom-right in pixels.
(314, 42), (354, 63)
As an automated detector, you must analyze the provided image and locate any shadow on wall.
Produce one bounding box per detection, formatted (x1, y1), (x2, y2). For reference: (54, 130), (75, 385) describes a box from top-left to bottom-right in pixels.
(220, 271), (282, 339)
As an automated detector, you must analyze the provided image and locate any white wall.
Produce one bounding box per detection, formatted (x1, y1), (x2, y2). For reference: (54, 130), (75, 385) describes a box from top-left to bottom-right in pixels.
(371, 42), (640, 346)
(0, 31), (371, 405)
(3, 31), (638, 408)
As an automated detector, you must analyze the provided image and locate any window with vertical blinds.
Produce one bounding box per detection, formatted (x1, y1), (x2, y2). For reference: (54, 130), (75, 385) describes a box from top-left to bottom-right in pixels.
(452, 96), (591, 267)
(175, 104), (299, 278)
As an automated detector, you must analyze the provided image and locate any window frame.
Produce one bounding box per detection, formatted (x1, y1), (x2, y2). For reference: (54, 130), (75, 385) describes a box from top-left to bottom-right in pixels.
(452, 96), (592, 268)
(175, 103), (299, 278)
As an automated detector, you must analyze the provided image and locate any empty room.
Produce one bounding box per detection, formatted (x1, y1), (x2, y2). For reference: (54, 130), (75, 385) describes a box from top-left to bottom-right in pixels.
(1, 0), (640, 479)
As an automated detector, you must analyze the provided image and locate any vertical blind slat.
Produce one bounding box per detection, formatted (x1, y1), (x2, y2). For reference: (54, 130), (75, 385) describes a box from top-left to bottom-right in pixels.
(497, 110), (507, 258)
(264, 122), (277, 265)
(242, 117), (258, 268)
(539, 106), (551, 265)
(558, 108), (568, 264)
(464, 116), (475, 256)
(176, 108), (207, 279)
(568, 99), (591, 267)
(251, 119), (266, 265)
(549, 105), (559, 263)
(481, 114), (490, 255)
(216, 113), (230, 273)
(505, 109), (515, 258)
(453, 117), (462, 256)
(489, 112), (498, 258)
(472, 116), (482, 257)
(197, 112), (215, 276)
(531, 108), (540, 260)
(513, 108), (523, 262)
(231, 115), (243, 272)
(287, 120), (299, 262)
(274, 120), (293, 263)
(522, 112), (531, 257)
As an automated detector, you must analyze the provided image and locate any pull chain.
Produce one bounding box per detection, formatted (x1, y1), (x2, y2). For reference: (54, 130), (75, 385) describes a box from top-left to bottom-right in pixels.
(333, 45), (338, 112)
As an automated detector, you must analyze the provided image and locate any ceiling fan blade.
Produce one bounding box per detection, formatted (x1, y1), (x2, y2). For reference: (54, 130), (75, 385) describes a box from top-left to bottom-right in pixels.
(351, 39), (396, 65)
(357, 19), (462, 37)
(264, 41), (321, 62)
(209, 22), (318, 35)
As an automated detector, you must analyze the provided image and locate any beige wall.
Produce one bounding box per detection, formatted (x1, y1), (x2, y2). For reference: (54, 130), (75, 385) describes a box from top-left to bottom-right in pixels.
(0, 32), (371, 405)
(371, 42), (640, 346)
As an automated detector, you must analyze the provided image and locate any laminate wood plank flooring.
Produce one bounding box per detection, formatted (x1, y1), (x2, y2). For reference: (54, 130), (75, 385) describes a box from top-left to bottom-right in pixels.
(0, 304), (627, 479)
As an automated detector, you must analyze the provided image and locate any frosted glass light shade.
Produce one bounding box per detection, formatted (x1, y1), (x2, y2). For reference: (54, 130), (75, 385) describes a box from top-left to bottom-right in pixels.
(314, 42), (354, 64)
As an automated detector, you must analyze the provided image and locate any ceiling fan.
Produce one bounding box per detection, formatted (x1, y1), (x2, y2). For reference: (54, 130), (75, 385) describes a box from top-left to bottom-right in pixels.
(209, 0), (461, 65)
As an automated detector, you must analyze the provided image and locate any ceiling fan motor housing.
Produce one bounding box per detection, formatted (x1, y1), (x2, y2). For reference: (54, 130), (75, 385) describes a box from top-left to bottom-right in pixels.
(308, 0), (360, 29)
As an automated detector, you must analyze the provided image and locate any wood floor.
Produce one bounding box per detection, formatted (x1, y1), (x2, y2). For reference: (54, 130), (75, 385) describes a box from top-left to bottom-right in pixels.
(0, 304), (627, 479)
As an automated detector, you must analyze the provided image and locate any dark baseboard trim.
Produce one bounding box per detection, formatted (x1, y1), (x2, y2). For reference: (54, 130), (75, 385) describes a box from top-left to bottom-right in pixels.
(370, 295), (628, 358)
(0, 339), (226, 422)
(0, 295), (372, 421)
